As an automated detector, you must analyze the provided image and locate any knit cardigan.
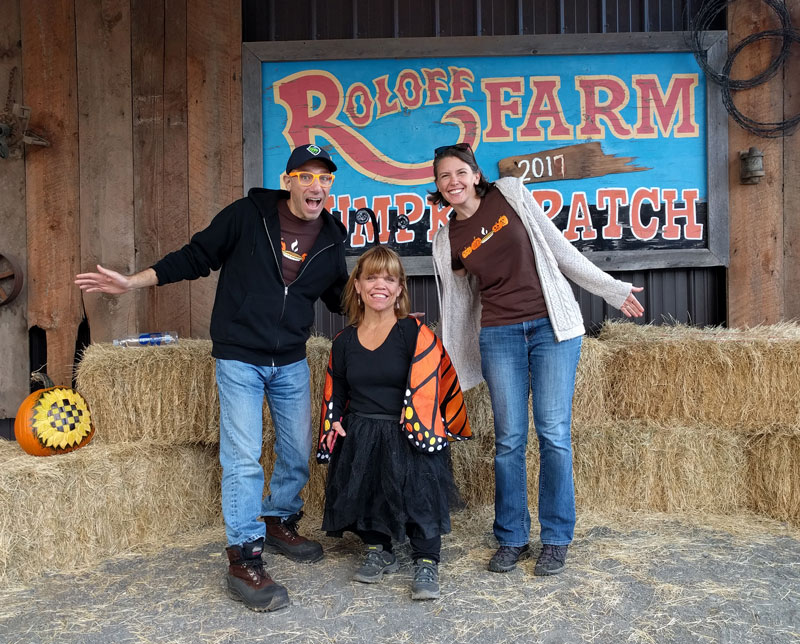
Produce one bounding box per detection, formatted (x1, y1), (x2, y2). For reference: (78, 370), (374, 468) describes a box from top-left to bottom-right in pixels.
(432, 176), (632, 391)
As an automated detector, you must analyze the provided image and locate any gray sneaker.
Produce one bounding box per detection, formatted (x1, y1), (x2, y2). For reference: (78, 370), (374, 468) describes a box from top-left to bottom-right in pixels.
(411, 558), (440, 600)
(534, 544), (568, 576)
(352, 545), (399, 583)
(488, 544), (530, 572)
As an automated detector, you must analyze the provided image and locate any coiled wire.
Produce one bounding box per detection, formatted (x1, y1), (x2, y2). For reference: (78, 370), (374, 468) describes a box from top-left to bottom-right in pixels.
(689, 0), (799, 137)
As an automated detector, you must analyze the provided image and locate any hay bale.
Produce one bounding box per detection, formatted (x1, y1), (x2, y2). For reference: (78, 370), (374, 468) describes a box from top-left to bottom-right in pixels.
(448, 436), (496, 508)
(595, 321), (800, 427)
(76, 336), (334, 447)
(597, 319), (800, 343)
(0, 439), (221, 584)
(403, 418), (749, 519)
(572, 336), (612, 425)
(76, 339), (219, 444)
(571, 421), (749, 514)
(747, 427), (800, 524)
(68, 324), (800, 545)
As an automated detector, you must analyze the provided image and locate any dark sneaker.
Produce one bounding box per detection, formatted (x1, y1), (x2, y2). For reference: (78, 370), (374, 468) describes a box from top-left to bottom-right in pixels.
(411, 558), (440, 600)
(352, 545), (399, 583)
(488, 544), (530, 572)
(226, 539), (289, 612)
(264, 512), (324, 563)
(534, 544), (568, 576)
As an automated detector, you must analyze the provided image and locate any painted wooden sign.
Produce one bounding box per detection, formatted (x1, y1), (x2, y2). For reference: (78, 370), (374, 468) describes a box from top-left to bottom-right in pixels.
(243, 33), (729, 273)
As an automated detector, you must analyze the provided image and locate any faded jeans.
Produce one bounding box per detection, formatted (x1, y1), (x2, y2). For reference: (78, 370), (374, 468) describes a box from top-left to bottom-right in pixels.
(216, 358), (312, 547)
(479, 318), (582, 546)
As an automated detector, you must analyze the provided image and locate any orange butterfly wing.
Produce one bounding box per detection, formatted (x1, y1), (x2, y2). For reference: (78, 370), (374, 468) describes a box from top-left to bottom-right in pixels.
(316, 350), (337, 463)
(402, 321), (471, 453)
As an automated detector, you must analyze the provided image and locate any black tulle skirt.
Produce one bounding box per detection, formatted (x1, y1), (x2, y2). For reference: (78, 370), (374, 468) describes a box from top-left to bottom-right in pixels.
(322, 413), (459, 542)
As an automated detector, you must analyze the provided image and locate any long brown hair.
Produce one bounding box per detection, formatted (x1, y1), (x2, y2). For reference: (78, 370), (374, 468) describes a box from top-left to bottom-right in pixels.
(427, 144), (492, 208)
(343, 246), (411, 326)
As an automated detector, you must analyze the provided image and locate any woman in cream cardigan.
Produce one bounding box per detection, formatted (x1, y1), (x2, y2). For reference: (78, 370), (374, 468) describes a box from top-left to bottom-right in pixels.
(430, 143), (644, 576)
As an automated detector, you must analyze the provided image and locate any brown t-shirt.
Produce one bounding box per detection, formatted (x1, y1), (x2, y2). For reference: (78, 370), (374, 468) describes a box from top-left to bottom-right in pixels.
(449, 186), (548, 327)
(278, 200), (324, 285)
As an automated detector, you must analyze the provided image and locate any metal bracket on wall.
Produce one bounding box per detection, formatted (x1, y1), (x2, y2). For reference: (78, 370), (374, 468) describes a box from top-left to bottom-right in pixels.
(0, 105), (51, 159)
(0, 65), (51, 158)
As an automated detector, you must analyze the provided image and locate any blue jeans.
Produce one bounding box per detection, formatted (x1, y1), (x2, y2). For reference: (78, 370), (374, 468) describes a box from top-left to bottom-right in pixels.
(479, 318), (582, 547)
(216, 358), (312, 546)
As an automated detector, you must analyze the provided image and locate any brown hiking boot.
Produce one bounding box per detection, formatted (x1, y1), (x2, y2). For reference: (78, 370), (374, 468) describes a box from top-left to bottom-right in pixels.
(226, 539), (289, 612)
(263, 511), (324, 563)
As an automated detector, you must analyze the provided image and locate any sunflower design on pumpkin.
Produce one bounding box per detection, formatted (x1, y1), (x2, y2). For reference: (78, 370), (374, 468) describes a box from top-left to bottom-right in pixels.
(30, 388), (93, 450)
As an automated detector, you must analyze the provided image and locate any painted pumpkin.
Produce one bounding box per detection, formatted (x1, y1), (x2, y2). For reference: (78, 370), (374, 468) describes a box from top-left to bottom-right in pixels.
(14, 374), (95, 456)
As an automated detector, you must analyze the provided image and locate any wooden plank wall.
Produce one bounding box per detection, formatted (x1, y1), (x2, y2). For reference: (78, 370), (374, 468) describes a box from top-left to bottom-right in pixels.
(76, 0), (136, 344)
(784, 1), (800, 321)
(13, 0), (241, 393)
(186, 0), (242, 338)
(132, 0), (191, 337)
(0, 0), (29, 418)
(20, 0), (83, 388)
(726, 2), (789, 326)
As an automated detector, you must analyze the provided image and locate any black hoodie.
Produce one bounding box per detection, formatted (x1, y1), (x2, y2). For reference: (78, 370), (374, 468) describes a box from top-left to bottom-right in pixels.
(152, 188), (348, 366)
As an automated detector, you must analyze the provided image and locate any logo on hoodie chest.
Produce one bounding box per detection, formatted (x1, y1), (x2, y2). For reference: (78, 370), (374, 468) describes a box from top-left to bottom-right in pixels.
(281, 238), (307, 262)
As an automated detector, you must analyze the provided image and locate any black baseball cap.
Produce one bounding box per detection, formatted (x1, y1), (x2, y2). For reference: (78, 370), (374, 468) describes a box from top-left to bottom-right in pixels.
(285, 144), (337, 173)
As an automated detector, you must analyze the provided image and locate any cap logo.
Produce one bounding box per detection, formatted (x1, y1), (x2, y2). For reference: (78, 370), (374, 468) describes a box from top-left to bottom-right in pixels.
(307, 144), (321, 155)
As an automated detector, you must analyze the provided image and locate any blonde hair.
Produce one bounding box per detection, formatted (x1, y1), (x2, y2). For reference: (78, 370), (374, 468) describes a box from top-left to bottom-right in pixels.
(343, 246), (410, 326)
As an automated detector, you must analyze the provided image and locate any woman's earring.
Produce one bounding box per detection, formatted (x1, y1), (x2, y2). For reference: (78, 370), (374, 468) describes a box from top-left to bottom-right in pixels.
(395, 299), (399, 309)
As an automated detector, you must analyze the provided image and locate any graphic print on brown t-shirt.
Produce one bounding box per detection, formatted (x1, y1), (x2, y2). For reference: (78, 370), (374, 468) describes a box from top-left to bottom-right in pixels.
(278, 199), (324, 284)
(448, 186), (548, 327)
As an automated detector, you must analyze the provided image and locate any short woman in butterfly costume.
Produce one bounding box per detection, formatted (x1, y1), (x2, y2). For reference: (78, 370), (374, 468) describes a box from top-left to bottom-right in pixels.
(317, 245), (471, 600)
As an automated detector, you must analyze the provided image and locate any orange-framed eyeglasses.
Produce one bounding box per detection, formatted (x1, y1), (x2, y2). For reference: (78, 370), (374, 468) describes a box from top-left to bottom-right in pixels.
(288, 171), (335, 187)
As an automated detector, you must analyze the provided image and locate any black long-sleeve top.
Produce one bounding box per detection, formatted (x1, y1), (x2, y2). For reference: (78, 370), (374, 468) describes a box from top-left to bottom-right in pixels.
(329, 318), (418, 419)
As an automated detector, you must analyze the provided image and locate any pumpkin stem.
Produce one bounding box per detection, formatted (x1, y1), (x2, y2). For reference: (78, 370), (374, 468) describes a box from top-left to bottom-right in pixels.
(30, 370), (55, 389)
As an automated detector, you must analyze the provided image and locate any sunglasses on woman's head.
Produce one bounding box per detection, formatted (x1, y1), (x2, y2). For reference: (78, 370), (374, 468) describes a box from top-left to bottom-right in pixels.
(434, 142), (472, 157)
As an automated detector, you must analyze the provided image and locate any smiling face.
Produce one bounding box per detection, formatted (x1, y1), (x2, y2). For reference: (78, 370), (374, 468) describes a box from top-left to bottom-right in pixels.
(434, 155), (482, 213)
(283, 159), (333, 221)
(354, 269), (402, 315)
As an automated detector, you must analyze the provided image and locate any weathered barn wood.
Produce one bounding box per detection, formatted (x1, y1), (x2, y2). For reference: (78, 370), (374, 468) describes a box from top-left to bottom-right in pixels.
(0, 0), (28, 420)
(20, 0), (83, 387)
(186, 0), (242, 339)
(131, 0), (191, 337)
(726, 1), (786, 326)
(785, 0), (800, 321)
(76, 0), (137, 344)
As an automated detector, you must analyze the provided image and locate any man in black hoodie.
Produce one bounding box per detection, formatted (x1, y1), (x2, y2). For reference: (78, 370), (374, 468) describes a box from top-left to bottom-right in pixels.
(75, 144), (349, 612)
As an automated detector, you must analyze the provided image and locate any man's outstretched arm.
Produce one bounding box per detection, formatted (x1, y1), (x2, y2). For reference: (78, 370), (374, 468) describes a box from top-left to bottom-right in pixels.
(75, 264), (158, 295)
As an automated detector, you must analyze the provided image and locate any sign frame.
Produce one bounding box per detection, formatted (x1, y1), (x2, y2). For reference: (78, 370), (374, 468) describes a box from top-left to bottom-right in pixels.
(243, 32), (729, 274)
